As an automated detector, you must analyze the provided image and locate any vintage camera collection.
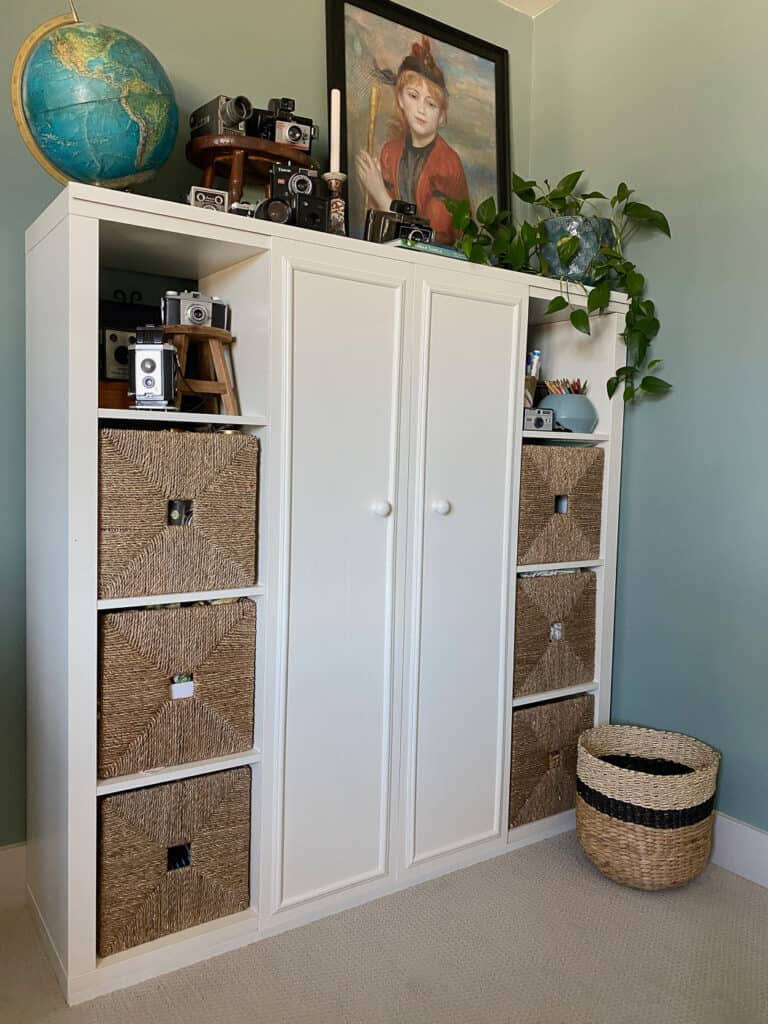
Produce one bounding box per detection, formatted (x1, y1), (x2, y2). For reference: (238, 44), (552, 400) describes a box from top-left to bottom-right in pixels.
(190, 95), (319, 154)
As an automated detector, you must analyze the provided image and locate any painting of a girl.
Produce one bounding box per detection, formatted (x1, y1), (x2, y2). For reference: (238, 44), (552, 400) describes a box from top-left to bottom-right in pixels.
(330, 0), (509, 244)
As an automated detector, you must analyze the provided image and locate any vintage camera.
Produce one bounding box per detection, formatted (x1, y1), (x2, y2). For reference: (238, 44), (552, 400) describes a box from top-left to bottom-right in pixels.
(523, 407), (555, 431)
(187, 185), (229, 213)
(364, 200), (434, 245)
(230, 201), (258, 217)
(128, 326), (177, 409)
(248, 97), (318, 154)
(162, 290), (231, 331)
(270, 161), (319, 198)
(99, 329), (133, 381)
(189, 95), (253, 138)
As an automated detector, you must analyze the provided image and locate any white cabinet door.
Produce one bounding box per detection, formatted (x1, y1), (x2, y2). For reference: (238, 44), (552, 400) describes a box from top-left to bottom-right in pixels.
(267, 241), (409, 915)
(402, 267), (525, 870)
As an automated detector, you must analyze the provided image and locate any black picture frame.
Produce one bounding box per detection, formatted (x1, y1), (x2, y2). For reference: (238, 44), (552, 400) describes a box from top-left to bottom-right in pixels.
(326, 0), (510, 240)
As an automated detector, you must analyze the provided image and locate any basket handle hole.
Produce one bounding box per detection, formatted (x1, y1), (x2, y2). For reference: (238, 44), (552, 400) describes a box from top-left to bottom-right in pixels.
(549, 622), (563, 642)
(167, 843), (192, 871)
(548, 750), (562, 770)
(169, 673), (195, 699)
(554, 494), (569, 514)
(168, 499), (193, 526)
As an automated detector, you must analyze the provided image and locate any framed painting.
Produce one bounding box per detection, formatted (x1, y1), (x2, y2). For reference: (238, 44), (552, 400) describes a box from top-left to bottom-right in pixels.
(326, 0), (511, 243)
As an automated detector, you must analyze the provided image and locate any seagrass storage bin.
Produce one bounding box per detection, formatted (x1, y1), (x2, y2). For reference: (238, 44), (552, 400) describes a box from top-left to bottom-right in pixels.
(98, 766), (251, 957)
(576, 725), (720, 890)
(509, 693), (594, 828)
(518, 446), (604, 565)
(514, 571), (596, 697)
(98, 428), (259, 599)
(98, 600), (256, 778)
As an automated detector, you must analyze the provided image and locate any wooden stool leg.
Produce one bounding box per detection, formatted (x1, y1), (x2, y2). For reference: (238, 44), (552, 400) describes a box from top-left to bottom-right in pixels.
(209, 339), (241, 416)
(229, 150), (245, 205)
(171, 333), (189, 410)
(202, 163), (215, 188)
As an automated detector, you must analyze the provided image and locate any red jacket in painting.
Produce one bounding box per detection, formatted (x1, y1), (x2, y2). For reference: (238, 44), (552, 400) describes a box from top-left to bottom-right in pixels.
(379, 134), (469, 245)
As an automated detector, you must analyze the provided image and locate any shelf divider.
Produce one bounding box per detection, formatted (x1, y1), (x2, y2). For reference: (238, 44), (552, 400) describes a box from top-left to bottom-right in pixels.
(512, 681), (598, 708)
(96, 750), (263, 796)
(97, 585), (265, 611)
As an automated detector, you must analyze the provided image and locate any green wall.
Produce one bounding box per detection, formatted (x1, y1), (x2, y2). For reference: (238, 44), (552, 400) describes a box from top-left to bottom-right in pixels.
(0, 1), (532, 846)
(531, 0), (768, 830)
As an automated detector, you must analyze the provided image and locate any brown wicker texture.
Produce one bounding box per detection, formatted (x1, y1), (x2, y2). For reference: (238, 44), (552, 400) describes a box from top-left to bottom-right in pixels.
(514, 571), (596, 696)
(98, 429), (259, 599)
(98, 767), (251, 957)
(517, 447), (604, 565)
(98, 600), (256, 778)
(509, 694), (594, 828)
(576, 725), (720, 890)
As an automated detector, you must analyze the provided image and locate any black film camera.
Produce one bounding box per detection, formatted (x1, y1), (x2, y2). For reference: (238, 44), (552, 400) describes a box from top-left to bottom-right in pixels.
(162, 290), (231, 331)
(129, 326), (177, 409)
(189, 95), (253, 138)
(364, 200), (434, 245)
(256, 163), (328, 232)
(100, 329), (133, 381)
(248, 97), (318, 154)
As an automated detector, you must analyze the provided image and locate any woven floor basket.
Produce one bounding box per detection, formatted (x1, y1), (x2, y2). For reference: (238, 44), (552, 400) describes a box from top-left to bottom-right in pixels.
(518, 447), (604, 565)
(576, 725), (720, 890)
(98, 429), (259, 599)
(510, 694), (594, 828)
(514, 571), (596, 697)
(98, 767), (251, 956)
(98, 600), (256, 778)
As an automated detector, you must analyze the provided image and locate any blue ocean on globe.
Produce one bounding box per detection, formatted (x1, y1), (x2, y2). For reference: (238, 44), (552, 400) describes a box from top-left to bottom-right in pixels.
(22, 23), (178, 186)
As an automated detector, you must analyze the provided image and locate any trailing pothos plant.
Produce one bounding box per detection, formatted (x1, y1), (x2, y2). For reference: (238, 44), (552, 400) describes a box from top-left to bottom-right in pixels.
(445, 171), (672, 401)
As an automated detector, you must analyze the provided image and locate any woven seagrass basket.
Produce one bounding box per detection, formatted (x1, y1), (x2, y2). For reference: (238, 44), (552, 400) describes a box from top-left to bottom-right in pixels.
(98, 766), (251, 956)
(514, 571), (596, 697)
(98, 428), (259, 599)
(518, 447), (604, 565)
(510, 694), (594, 828)
(98, 600), (256, 778)
(576, 725), (720, 890)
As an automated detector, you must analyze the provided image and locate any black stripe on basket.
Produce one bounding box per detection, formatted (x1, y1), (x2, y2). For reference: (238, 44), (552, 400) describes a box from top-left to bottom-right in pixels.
(576, 777), (715, 829)
(598, 753), (694, 776)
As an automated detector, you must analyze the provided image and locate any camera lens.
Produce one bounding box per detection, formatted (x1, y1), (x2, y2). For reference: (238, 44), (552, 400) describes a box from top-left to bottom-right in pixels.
(143, 376), (156, 389)
(287, 123), (302, 142)
(115, 346), (129, 365)
(264, 198), (292, 223)
(534, 416), (544, 428)
(223, 95), (252, 126)
(291, 174), (312, 195)
(140, 357), (156, 373)
(109, 332), (118, 342)
(187, 305), (207, 324)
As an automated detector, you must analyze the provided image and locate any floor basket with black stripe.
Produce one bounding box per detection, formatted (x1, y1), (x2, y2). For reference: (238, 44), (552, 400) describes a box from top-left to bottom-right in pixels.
(576, 725), (720, 890)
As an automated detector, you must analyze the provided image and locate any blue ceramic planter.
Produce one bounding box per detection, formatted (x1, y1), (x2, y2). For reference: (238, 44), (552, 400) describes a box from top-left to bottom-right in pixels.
(537, 394), (598, 434)
(540, 216), (614, 284)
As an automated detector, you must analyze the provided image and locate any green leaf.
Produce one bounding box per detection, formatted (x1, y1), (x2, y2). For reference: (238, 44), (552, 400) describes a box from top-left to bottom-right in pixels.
(616, 182), (633, 204)
(607, 376), (620, 399)
(615, 366), (636, 380)
(570, 308), (591, 335)
(580, 190), (608, 200)
(557, 235), (580, 265)
(639, 299), (656, 318)
(625, 270), (645, 297)
(505, 237), (528, 269)
(555, 170), (584, 194)
(647, 358), (663, 370)
(469, 242), (490, 264)
(461, 234), (474, 259)
(640, 375), (673, 394)
(539, 253), (550, 276)
(545, 295), (569, 315)
(520, 221), (538, 248)
(626, 329), (649, 368)
(633, 316), (660, 339)
(476, 196), (497, 226)
(445, 197), (471, 232)
(491, 226), (512, 256)
(623, 384), (636, 402)
(587, 280), (611, 313)
(496, 209), (516, 223)
(512, 173), (537, 204)
(624, 202), (671, 237)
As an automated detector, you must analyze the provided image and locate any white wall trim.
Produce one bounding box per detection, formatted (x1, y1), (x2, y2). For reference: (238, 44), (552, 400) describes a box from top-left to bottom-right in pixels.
(0, 842), (26, 911)
(711, 812), (768, 889)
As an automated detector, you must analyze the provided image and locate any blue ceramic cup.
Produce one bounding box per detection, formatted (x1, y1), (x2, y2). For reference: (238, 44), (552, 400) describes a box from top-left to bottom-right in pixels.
(537, 394), (598, 433)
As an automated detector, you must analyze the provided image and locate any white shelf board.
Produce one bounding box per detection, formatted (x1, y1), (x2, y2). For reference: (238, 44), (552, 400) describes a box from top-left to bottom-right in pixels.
(96, 750), (263, 796)
(516, 560), (603, 574)
(522, 430), (609, 443)
(98, 408), (268, 428)
(97, 585), (265, 611)
(512, 682), (598, 708)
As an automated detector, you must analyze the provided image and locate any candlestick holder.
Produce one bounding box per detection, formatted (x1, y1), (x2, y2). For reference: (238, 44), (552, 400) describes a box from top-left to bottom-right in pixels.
(322, 171), (348, 236)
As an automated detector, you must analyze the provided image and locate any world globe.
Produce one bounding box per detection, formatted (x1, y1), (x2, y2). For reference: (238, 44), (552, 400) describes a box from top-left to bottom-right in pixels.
(12, 10), (178, 188)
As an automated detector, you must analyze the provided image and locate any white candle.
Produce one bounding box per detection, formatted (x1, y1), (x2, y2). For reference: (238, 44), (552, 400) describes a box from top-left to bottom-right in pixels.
(330, 88), (341, 174)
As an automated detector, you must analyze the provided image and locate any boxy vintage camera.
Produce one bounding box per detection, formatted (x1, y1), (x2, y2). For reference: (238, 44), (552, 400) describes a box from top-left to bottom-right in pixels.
(189, 95), (253, 138)
(129, 326), (177, 409)
(100, 329), (133, 381)
(523, 407), (555, 431)
(187, 186), (229, 213)
(364, 200), (434, 245)
(257, 163), (328, 232)
(248, 97), (318, 154)
(162, 290), (231, 331)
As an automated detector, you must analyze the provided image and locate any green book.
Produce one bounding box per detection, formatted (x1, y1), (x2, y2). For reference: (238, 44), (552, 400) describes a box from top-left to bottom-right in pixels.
(397, 239), (469, 261)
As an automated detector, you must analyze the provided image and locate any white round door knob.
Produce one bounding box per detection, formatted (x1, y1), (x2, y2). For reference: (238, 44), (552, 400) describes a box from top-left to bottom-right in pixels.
(371, 500), (392, 518)
(431, 499), (452, 516)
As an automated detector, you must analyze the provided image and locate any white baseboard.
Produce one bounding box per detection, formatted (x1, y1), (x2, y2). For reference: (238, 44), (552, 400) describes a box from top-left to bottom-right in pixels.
(711, 812), (768, 889)
(0, 842), (26, 911)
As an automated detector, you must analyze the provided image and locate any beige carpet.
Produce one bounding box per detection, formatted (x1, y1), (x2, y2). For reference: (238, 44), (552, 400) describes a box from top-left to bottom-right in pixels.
(2, 832), (766, 1024)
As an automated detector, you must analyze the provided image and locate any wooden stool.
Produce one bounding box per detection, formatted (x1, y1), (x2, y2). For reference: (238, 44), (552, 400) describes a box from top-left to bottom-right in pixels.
(164, 325), (240, 416)
(186, 134), (317, 206)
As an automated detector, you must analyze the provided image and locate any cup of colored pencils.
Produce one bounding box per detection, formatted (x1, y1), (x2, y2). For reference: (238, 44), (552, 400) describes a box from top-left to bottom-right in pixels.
(544, 378), (588, 395)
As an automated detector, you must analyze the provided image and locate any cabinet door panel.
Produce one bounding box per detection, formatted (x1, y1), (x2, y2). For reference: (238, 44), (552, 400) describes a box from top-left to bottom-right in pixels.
(276, 247), (407, 910)
(406, 270), (524, 867)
